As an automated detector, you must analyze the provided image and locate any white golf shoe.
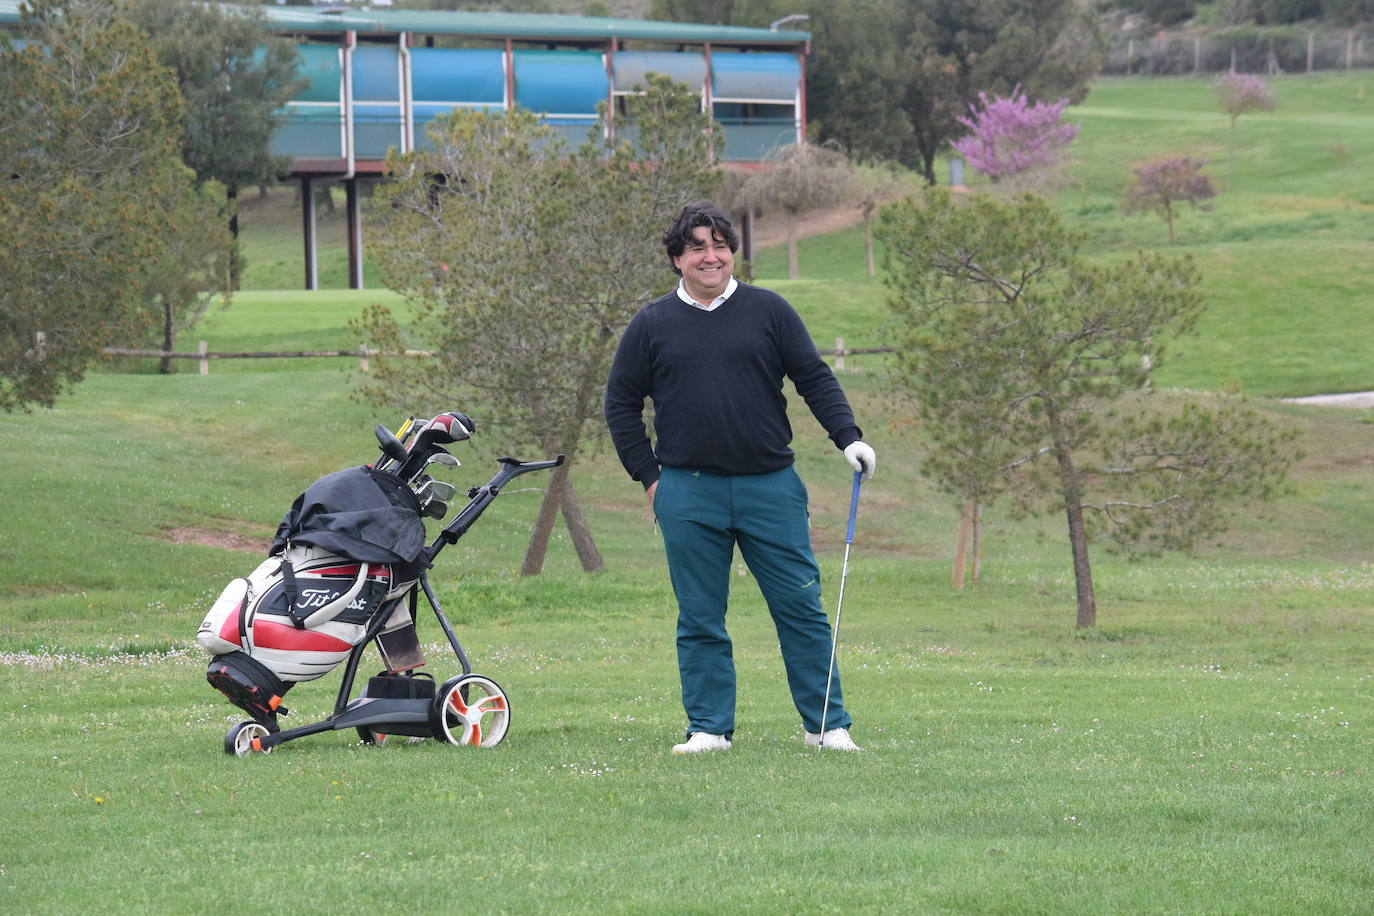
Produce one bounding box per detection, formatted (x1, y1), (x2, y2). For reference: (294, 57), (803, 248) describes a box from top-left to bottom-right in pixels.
(671, 732), (732, 754)
(804, 727), (861, 751)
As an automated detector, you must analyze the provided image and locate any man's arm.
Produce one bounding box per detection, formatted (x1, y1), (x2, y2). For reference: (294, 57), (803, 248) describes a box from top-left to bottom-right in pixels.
(776, 299), (876, 479)
(774, 301), (862, 448)
(604, 316), (661, 490)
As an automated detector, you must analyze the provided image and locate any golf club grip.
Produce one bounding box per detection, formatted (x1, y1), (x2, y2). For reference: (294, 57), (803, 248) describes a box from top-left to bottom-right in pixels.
(846, 470), (861, 543)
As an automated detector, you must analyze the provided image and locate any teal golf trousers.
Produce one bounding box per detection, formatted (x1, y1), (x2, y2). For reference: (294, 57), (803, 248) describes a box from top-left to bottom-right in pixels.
(654, 465), (851, 738)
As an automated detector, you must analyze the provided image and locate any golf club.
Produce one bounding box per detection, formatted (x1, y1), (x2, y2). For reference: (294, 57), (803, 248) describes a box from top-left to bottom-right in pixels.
(819, 463), (863, 747)
(396, 413), (475, 481)
(415, 479), (457, 503)
(408, 448), (459, 485)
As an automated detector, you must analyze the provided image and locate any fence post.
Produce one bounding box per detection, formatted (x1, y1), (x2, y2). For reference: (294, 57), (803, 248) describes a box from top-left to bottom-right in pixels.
(359, 343), (369, 374)
(199, 340), (208, 376)
(1307, 32), (1314, 72)
(1348, 30), (1354, 70)
(834, 337), (845, 373)
(1127, 38), (1134, 75)
(1194, 36), (1201, 73)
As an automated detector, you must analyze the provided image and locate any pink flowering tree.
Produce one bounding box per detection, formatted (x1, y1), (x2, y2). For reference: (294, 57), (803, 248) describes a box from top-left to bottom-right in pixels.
(1213, 72), (1276, 133)
(1123, 157), (1216, 243)
(950, 88), (1080, 188)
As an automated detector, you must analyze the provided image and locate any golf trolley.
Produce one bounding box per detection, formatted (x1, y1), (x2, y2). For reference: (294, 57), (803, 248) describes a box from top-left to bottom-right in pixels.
(197, 411), (562, 756)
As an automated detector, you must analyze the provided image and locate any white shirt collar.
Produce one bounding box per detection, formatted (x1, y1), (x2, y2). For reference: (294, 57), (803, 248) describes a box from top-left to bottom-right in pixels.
(676, 276), (737, 311)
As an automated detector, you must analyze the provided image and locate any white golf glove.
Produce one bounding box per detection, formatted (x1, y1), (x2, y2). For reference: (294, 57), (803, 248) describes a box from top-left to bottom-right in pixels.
(843, 440), (876, 480)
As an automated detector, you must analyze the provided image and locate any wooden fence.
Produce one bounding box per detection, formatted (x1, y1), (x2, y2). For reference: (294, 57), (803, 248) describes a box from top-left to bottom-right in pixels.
(101, 338), (895, 374)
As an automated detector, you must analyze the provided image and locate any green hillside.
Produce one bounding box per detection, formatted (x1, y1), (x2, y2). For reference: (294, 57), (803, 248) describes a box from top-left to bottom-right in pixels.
(2, 73), (1371, 914)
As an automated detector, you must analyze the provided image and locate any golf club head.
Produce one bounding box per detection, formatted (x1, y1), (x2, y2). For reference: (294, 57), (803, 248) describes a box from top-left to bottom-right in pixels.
(425, 412), (474, 444)
(422, 498), (448, 520)
(414, 479), (458, 504)
(407, 447), (459, 484)
(426, 480), (456, 501)
(397, 413), (471, 480)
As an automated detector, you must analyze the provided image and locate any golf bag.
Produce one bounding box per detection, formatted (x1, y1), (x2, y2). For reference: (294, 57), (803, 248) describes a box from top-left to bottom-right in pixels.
(199, 463), (428, 725)
(197, 410), (563, 755)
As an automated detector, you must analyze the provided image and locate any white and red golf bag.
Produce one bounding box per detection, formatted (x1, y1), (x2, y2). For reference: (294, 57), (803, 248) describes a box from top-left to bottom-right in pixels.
(199, 464), (428, 726)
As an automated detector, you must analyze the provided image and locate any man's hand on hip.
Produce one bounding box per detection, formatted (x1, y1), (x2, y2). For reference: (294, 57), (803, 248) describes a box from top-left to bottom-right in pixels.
(843, 441), (876, 480)
(646, 480), (658, 504)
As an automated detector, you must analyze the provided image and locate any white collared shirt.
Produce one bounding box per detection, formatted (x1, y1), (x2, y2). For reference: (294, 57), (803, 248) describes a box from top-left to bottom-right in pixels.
(677, 276), (738, 311)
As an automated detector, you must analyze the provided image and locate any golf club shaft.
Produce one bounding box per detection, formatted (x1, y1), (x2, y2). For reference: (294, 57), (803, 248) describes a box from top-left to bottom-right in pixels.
(819, 468), (863, 744)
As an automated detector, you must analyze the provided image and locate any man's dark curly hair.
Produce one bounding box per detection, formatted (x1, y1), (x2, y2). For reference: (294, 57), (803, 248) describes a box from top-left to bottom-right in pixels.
(662, 203), (739, 276)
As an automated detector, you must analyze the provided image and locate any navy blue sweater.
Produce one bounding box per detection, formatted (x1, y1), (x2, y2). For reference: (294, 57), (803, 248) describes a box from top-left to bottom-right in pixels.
(604, 283), (862, 489)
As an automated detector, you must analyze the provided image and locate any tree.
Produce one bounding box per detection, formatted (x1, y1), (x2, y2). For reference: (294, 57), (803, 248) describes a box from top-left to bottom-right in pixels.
(857, 162), (909, 277)
(132, 168), (236, 374)
(949, 87), (1079, 189)
(1213, 71), (1276, 133)
(356, 75), (722, 575)
(1124, 157), (1216, 243)
(647, 0), (800, 27)
(879, 190), (1298, 628)
(733, 140), (858, 279)
(806, 0), (1103, 184)
(120, 0), (302, 284)
(0, 0), (186, 411)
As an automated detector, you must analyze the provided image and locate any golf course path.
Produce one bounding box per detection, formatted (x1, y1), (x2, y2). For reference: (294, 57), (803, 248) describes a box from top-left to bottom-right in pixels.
(1282, 390), (1374, 407)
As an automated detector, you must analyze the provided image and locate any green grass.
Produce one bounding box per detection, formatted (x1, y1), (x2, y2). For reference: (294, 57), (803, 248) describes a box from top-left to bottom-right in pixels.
(746, 74), (1374, 397)
(4, 359), (1373, 913)
(5, 74), (1374, 912)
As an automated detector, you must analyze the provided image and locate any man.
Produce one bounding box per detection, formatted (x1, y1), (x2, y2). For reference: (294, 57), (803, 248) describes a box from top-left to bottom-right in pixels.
(604, 202), (876, 754)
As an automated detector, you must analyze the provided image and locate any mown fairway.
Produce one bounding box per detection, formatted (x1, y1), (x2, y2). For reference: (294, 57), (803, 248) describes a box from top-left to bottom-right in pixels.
(2, 74), (1372, 913)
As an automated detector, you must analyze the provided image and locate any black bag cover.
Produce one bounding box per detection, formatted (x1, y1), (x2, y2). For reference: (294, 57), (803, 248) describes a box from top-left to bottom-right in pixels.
(270, 466), (425, 564)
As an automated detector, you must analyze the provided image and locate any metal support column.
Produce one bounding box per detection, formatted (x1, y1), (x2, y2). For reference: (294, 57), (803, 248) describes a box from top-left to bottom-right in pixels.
(345, 177), (363, 290)
(301, 175), (318, 291)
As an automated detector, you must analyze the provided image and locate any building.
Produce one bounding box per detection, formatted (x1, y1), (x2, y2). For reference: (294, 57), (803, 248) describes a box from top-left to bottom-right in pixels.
(257, 8), (810, 288)
(1, 3), (811, 288)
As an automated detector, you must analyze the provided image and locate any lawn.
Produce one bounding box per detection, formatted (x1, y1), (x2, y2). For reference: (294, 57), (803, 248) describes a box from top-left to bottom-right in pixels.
(3, 73), (1374, 913)
(748, 73), (1374, 397)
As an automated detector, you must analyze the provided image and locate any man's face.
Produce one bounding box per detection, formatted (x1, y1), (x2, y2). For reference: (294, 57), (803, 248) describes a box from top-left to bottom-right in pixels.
(673, 225), (734, 303)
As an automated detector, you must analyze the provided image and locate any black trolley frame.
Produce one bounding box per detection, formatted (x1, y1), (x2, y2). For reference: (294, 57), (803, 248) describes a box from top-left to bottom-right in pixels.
(244, 454), (563, 753)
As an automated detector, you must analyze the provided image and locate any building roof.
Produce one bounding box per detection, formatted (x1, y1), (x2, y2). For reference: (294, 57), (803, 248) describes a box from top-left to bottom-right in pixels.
(257, 7), (808, 47)
(0, 2), (809, 49)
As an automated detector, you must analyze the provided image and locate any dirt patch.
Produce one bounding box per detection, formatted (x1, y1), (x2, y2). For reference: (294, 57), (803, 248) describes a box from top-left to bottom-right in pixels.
(751, 206), (868, 249)
(158, 526), (265, 553)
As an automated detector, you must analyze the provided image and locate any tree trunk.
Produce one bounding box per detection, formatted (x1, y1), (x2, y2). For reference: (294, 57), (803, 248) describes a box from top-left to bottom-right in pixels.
(865, 219), (876, 277)
(951, 498), (972, 589)
(520, 359), (606, 574)
(226, 186), (241, 291)
(971, 501), (983, 586)
(1052, 430), (1096, 628)
(786, 213), (799, 279)
(560, 478), (604, 573)
(159, 297), (174, 375)
(1164, 202), (1175, 244)
(920, 148), (937, 186)
(520, 458), (569, 576)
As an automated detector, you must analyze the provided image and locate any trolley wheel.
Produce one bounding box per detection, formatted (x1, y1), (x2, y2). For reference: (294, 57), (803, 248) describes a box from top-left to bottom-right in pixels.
(225, 721), (274, 757)
(429, 674), (510, 747)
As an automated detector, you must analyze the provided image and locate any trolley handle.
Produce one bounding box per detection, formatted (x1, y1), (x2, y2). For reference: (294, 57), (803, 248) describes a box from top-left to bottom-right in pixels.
(424, 454), (564, 559)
